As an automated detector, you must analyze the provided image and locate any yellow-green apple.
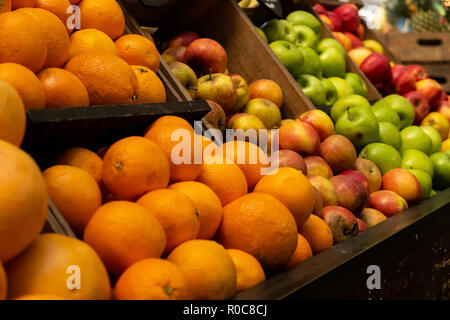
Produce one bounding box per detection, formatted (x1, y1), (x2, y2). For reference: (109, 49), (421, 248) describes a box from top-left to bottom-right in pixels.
(271, 149), (307, 174)
(230, 113), (266, 131)
(330, 94), (371, 122)
(280, 119), (294, 126)
(294, 25), (318, 50)
(327, 12), (344, 32)
(332, 32), (352, 51)
(328, 77), (354, 99)
(249, 79), (283, 107)
(243, 98), (282, 129)
(320, 48), (346, 78)
(312, 187), (323, 216)
(339, 170), (370, 194)
(279, 121), (321, 156)
(298, 109), (335, 141)
(269, 40), (304, 78)
(401, 149), (434, 177)
(286, 10), (322, 34)
(391, 65), (416, 94)
(358, 143), (402, 175)
(297, 75), (326, 107)
(197, 73), (237, 114)
(421, 112), (450, 140)
(227, 113), (247, 128)
(308, 175), (338, 208)
(400, 125), (433, 155)
(356, 23), (365, 40)
(360, 53), (392, 85)
(335, 107), (380, 149)
(320, 134), (357, 174)
(357, 218), (368, 232)
(382, 168), (422, 203)
(407, 168), (432, 200)
(321, 78), (339, 108)
(360, 208), (387, 228)
(297, 46), (322, 78)
(406, 65), (428, 81)
(164, 30), (199, 50)
(421, 125), (442, 154)
(348, 47), (372, 67)
(437, 100), (450, 122)
(345, 72), (368, 97)
(305, 156), (333, 179)
(255, 27), (268, 43)
(162, 46), (187, 63)
(184, 38), (228, 75)
(403, 91), (430, 124)
(261, 19), (297, 43)
(362, 39), (384, 54)
(322, 206), (359, 243)
(333, 4), (360, 32)
(371, 101), (401, 128)
(317, 38), (346, 56)
(313, 4), (327, 16)
(369, 190), (408, 217)
(355, 158), (382, 192)
(416, 78), (442, 107)
(430, 152), (450, 190)
(204, 100), (226, 133)
(330, 175), (369, 213)
(167, 61), (198, 99)
(345, 32), (362, 48)
(378, 122), (401, 149)
(229, 74), (249, 113)
(373, 94), (415, 129)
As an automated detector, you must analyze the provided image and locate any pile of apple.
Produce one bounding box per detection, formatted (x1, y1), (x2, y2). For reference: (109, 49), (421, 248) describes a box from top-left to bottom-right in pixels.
(258, 10), (369, 110)
(161, 31), (285, 133)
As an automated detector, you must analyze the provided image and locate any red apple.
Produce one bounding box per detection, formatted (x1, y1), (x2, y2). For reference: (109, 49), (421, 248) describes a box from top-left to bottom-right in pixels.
(382, 168), (422, 204)
(360, 53), (392, 85)
(278, 121), (321, 156)
(305, 156), (333, 179)
(332, 32), (352, 51)
(313, 4), (328, 15)
(356, 23), (365, 40)
(356, 218), (368, 232)
(437, 100), (450, 122)
(298, 109), (335, 141)
(438, 90), (448, 104)
(391, 65), (416, 94)
(369, 190), (408, 217)
(184, 38), (228, 75)
(339, 170), (370, 194)
(355, 158), (382, 193)
(330, 175), (368, 214)
(327, 12), (344, 32)
(308, 175), (339, 208)
(163, 30), (200, 50)
(322, 206), (359, 243)
(334, 4), (360, 32)
(345, 32), (362, 49)
(161, 46), (187, 63)
(271, 149), (307, 175)
(403, 91), (430, 124)
(416, 78), (442, 108)
(360, 208), (387, 228)
(229, 74), (249, 113)
(196, 73), (237, 114)
(320, 135), (357, 174)
(406, 64), (428, 81)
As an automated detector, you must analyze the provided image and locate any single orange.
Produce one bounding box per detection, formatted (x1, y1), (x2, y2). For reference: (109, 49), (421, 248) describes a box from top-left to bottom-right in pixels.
(248, 79), (283, 107)
(298, 214), (334, 254)
(116, 34), (160, 72)
(69, 29), (117, 58)
(0, 78), (26, 146)
(79, 0), (125, 40)
(132, 66), (166, 104)
(36, 0), (73, 33)
(227, 249), (265, 293)
(53, 147), (103, 184)
(283, 234), (313, 269)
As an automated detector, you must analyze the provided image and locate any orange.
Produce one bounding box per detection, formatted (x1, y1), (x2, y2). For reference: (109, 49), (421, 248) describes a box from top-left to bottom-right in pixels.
(36, 0), (73, 33)
(5, 233), (111, 300)
(116, 34), (160, 72)
(169, 181), (222, 240)
(283, 234), (313, 269)
(167, 240), (236, 300)
(53, 147), (103, 184)
(101, 136), (170, 201)
(137, 189), (200, 254)
(83, 201), (166, 276)
(147, 115), (194, 131)
(145, 121), (202, 183)
(43, 165), (102, 235)
(115, 258), (190, 300)
(37, 68), (89, 108)
(0, 140), (48, 263)
(254, 167), (315, 227)
(218, 140), (269, 190)
(227, 249), (265, 293)
(0, 78), (26, 146)
(298, 214), (333, 254)
(197, 156), (248, 206)
(0, 63), (46, 110)
(11, 0), (37, 9)
(79, 0), (125, 40)
(0, 11), (47, 73)
(69, 29), (117, 58)
(65, 52), (139, 106)
(18, 8), (70, 68)
(132, 66), (166, 104)
(0, 0), (11, 12)
(217, 192), (298, 271)
(15, 294), (65, 300)
(0, 262), (6, 300)
(248, 79), (283, 107)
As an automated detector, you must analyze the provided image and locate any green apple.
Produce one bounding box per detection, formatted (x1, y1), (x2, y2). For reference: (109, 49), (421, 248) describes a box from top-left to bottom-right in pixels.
(371, 103), (401, 129)
(407, 169), (432, 200)
(296, 46), (322, 78)
(430, 152), (450, 190)
(379, 122), (401, 150)
(359, 143), (402, 175)
(317, 38), (346, 56)
(335, 107), (380, 149)
(320, 48), (346, 78)
(286, 10), (322, 34)
(269, 40), (304, 78)
(328, 77), (354, 99)
(297, 74), (326, 107)
(261, 19), (297, 43)
(401, 149), (434, 178)
(255, 26), (268, 43)
(294, 25), (318, 50)
(421, 126), (442, 154)
(321, 78), (338, 108)
(373, 95), (415, 129)
(344, 73), (368, 98)
(243, 98), (282, 129)
(400, 126), (433, 155)
(330, 94), (371, 123)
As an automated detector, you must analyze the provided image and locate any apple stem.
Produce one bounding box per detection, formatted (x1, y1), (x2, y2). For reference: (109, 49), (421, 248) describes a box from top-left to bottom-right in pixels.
(209, 72), (212, 81)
